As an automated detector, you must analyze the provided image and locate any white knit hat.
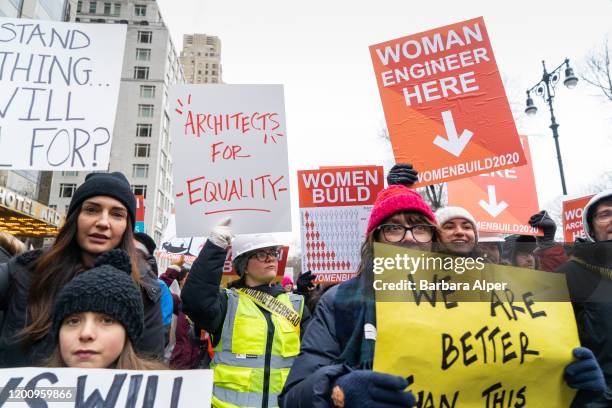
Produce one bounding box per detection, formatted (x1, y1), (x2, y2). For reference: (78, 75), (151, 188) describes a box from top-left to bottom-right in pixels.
(583, 189), (612, 242)
(435, 206), (479, 242)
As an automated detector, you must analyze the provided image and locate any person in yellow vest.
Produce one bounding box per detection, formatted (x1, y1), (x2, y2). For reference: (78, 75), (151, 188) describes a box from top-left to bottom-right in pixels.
(181, 218), (310, 408)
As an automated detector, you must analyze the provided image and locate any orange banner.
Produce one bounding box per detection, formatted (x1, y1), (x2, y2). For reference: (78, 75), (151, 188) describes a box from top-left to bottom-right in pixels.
(370, 17), (525, 187)
(447, 136), (541, 236)
(562, 195), (595, 242)
(297, 166), (384, 207)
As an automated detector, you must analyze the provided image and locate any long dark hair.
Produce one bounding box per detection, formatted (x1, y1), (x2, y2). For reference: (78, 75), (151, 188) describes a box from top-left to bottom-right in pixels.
(356, 211), (439, 276)
(22, 203), (141, 344)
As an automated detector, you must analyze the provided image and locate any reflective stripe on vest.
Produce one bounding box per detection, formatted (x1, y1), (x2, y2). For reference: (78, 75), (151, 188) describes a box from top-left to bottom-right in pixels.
(212, 289), (303, 408)
(214, 351), (296, 369)
(212, 387), (280, 408)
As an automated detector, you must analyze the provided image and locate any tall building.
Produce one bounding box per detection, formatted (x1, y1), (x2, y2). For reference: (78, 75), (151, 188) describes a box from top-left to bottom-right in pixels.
(180, 33), (222, 84)
(0, 0), (77, 20)
(48, 0), (184, 244)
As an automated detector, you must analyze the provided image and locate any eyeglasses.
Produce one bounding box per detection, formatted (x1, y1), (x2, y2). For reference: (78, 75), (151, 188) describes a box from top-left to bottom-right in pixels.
(251, 248), (281, 262)
(594, 210), (612, 224)
(376, 224), (435, 243)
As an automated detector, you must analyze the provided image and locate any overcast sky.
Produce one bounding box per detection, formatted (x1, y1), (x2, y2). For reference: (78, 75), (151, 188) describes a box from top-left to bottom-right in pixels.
(157, 0), (612, 235)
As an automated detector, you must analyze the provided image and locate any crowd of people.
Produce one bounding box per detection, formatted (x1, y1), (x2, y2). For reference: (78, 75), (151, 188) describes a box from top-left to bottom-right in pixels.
(0, 165), (611, 408)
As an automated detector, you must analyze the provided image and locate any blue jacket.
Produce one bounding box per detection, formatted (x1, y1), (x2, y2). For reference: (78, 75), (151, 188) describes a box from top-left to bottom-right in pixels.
(158, 279), (173, 327)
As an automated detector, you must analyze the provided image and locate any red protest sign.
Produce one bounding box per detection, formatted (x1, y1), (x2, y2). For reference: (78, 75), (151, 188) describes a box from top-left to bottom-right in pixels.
(448, 136), (541, 236)
(562, 195), (595, 242)
(298, 166), (384, 283)
(135, 195), (145, 233)
(298, 166), (384, 207)
(370, 17), (525, 186)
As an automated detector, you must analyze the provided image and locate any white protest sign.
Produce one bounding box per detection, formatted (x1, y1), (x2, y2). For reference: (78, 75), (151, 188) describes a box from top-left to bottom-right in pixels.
(157, 210), (206, 263)
(169, 84), (292, 236)
(0, 18), (126, 170)
(0, 367), (212, 407)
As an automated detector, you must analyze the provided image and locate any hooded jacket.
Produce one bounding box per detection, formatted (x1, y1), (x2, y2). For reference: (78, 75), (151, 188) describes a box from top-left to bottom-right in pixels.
(0, 249), (164, 367)
(557, 190), (612, 406)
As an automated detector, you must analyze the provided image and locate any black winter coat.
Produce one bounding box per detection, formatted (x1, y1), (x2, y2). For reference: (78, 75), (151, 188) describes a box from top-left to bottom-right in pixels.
(558, 240), (612, 407)
(0, 247), (11, 264)
(0, 249), (165, 367)
(279, 284), (349, 408)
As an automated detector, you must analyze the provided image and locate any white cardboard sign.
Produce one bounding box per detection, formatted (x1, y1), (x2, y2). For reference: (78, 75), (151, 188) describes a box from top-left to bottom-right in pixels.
(0, 367), (213, 407)
(0, 18), (126, 170)
(169, 84), (292, 236)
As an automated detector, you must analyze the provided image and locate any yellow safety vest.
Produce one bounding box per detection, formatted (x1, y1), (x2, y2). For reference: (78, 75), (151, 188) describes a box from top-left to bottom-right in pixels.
(211, 288), (304, 408)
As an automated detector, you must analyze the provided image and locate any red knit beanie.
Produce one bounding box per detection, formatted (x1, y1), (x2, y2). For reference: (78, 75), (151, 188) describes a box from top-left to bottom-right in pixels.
(366, 185), (436, 234)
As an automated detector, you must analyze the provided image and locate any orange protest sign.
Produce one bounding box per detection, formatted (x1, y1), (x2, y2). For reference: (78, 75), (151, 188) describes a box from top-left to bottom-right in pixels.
(562, 195), (595, 242)
(447, 136), (541, 236)
(370, 17), (525, 187)
(298, 166), (384, 283)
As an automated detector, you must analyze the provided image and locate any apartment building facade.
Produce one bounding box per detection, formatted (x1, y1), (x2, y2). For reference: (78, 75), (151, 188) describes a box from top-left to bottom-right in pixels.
(48, 0), (184, 244)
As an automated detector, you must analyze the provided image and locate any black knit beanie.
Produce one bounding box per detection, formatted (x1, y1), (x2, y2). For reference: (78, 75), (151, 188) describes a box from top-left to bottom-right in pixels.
(67, 172), (136, 225)
(134, 232), (156, 256)
(52, 249), (144, 343)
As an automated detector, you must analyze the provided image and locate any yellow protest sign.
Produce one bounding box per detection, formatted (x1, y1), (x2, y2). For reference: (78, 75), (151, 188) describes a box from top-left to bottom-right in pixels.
(372, 243), (579, 407)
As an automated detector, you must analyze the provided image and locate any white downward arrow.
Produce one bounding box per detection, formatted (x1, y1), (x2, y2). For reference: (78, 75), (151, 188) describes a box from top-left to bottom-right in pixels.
(478, 185), (508, 218)
(433, 110), (473, 157)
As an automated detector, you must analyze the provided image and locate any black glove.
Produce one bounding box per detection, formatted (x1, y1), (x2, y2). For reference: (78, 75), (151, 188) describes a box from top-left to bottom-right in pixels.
(528, 211), (557, 244)
(334, 370), (416, 408)
(387, 164), (418, 187)
(296, 270), (316, 294)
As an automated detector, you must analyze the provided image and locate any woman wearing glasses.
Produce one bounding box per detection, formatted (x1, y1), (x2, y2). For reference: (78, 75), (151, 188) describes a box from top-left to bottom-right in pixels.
(279, 184), (434, 408)
(181, 218), (310, 408)
(279, 183), (605, 408)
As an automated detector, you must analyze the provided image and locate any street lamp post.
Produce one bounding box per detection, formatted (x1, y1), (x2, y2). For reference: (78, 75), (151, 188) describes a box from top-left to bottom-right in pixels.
(524, 58), (578, 196)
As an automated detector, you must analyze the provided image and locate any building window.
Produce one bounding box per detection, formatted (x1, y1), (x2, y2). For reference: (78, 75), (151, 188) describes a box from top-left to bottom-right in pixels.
(133, 66), (149, 80)
(103, 2), (111, 14)
(49, 204), (57, 211)
(88, 1), (96, 13)
(131, 185), (147, 198)
(140, 85), (155, 98)
(77, 1), (82, 12)
(134, 143), (151, 157)
(65, 205), (70, 214)
(132, 164), (149, 178)
(138, 104), (154, 117)
(137, 31), (152, 43)
(113, 3), (121, 15)
(135, 48), (151, 61)
(61, 171), (79, 176)
(59, 183), (77, 198)
(136, 123), (152, 137)
(134, 4), (146, 16)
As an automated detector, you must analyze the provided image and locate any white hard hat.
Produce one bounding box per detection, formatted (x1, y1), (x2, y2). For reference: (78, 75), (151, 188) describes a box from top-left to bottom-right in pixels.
(231, 233), (283, 260)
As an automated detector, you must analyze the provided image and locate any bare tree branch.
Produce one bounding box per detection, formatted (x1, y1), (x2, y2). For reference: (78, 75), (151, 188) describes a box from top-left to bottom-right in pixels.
(581, 36), (612, 102)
